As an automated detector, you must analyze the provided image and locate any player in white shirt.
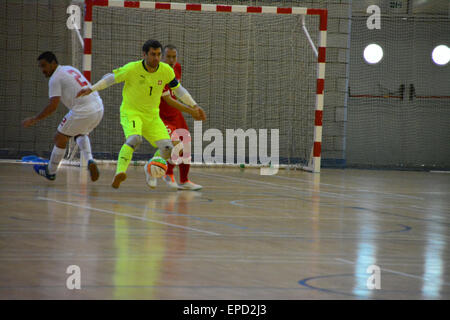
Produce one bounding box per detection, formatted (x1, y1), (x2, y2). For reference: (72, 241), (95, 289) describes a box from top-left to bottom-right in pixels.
(22, 51), (104, 181)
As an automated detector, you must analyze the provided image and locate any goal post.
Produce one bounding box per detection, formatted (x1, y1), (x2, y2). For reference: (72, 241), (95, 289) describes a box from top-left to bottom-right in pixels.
(79, 0), (327, 173)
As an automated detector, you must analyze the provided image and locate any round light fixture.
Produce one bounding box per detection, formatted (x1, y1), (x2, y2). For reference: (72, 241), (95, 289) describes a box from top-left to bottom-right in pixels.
(431, 45), (450, 66)
(363, 43), (383, 65)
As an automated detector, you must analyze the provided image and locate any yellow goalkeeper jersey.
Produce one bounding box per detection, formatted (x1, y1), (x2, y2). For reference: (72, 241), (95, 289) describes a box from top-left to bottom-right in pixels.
(113, 60), (180, 115)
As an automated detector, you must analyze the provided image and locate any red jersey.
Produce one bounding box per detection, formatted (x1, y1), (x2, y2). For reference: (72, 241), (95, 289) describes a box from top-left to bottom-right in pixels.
(160, 62), (184, 122)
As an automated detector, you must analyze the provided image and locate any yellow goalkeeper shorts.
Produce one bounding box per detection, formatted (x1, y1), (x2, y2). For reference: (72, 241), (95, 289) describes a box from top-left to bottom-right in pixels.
(120, 110), (170, 147)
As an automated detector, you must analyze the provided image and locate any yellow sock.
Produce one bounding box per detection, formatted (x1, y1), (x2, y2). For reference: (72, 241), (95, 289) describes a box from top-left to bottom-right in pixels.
(116, 144), (134, 175)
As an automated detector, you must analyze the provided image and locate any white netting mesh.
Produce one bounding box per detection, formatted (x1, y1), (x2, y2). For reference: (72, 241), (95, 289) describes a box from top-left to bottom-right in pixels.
(71, 5), (320, 167)
(347, 16), (450, 169)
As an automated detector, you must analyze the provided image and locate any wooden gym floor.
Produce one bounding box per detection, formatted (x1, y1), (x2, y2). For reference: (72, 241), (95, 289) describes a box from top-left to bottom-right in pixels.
(0, 162), (449, 299)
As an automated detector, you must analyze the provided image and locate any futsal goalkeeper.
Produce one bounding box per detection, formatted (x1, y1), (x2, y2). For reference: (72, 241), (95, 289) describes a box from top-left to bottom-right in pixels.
(76, 39), (203, 189)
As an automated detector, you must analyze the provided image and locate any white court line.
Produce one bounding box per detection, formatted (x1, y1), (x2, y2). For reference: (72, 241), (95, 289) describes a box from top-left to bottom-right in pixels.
(37, 197), (220, 236)
(198, 172), (450, 218)
(335, 258), (450, 286)
(247, 172), (425, 200)
(231, 169), (424, 200)
(198, 171), (418, 202)
(196, 172), (330, 196)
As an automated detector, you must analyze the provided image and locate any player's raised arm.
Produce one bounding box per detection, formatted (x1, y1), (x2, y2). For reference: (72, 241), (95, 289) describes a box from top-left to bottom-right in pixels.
(169, 80), (206, 120)
(170, 80), (195, 107)
(76, 73), (116, 97)
(161, 94), (206, 121)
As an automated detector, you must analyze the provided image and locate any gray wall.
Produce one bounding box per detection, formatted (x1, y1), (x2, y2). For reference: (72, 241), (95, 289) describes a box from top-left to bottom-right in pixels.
(2, 0), (448, 169)
(0, 0), (350, 166)
(346, 4), (450, 169)
(0, 0), (73, 159)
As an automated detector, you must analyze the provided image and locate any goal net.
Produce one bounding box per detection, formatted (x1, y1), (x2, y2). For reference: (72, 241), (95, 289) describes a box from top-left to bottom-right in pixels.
(68, 1), (327, 172)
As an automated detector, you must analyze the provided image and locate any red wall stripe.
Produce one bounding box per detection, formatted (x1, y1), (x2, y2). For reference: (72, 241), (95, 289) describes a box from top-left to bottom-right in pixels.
(87, 0), (108, 21)
(216, 5), (232, 12)
(247, 6), (262, 13)
(306, 9), (321, 15)
(155, 2), (171, 10)
(83, 71), (91, 82)
(319, 11), (328, 31)
(313, 142), (321, 157)
(318, 47), (326, 63)
(124, 1), (140, 8)
(93, 0), (109, 6)
(277, 7), (292, 14)
(317, 79), (325, 94)
(306, 8), (328, 30)
(315, 110), (323, 126)
(186, 3), (202, 11)
(84, 38), (92, 54)
(85, 0), (93, 21)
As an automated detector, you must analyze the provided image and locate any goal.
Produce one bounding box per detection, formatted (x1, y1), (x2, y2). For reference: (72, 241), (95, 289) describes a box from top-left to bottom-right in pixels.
(70, 0), (327, 173)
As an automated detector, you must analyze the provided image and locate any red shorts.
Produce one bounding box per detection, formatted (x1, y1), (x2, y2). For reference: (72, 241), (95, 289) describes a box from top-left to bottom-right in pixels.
(163, 114), (189, 142)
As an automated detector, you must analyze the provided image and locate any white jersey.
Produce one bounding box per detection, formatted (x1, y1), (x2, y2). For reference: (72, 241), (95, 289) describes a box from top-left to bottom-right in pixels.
(49, 65), (103, 116)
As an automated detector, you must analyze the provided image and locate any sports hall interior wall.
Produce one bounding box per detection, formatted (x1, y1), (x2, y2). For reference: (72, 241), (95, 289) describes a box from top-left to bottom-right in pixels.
(1, 0), (448, 170)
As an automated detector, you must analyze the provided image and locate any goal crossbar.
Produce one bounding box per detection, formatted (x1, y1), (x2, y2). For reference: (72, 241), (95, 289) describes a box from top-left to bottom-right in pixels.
(82, 0), (328, 173)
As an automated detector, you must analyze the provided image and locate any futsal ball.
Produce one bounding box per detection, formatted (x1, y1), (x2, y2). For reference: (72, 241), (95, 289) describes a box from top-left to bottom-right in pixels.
(147, 156), (168, 178)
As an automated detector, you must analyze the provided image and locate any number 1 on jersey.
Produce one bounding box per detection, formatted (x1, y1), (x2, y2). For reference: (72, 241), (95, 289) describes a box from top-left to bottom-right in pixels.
(149, 86), (153, 96)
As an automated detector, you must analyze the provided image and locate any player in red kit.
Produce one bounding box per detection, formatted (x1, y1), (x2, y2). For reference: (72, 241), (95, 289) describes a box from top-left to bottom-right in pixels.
(159, 44), (206, 190)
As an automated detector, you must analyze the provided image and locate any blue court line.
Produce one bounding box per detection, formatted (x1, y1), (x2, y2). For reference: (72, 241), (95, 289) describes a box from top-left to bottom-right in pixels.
(230, 199), (413, 235)
(348, 206), (450, 227)
(31, 188), (414, 235)
(29, 185), (424, 235)
(7, 195), (413, 237)
(298, 274), (359, 298)
(197, 172), (450, 225)
(377, 224), (412, 234)
(298, 273), (404, 300)
(298, 273), (450, 299)
(230, 188), (449, 227)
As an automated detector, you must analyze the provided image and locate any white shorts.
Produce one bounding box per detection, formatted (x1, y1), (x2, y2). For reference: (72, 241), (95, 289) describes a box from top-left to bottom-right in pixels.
(58, 109), (104, 137)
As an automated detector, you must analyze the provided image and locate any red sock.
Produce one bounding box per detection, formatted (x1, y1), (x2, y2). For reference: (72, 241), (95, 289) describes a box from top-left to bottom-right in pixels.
(179, 163), (190, 183)
(166, 162), (175, 175)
